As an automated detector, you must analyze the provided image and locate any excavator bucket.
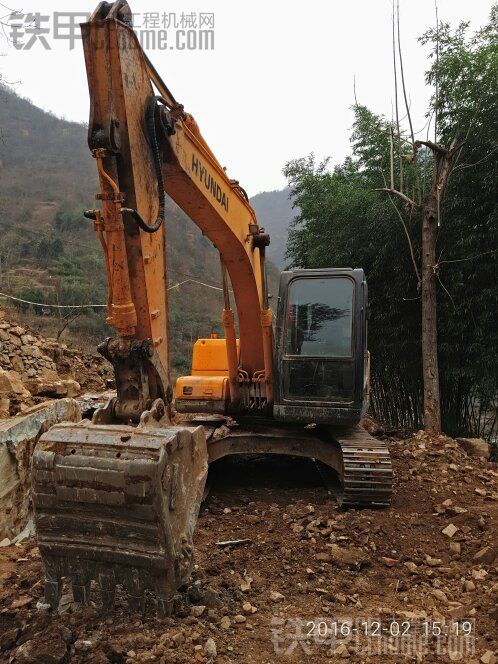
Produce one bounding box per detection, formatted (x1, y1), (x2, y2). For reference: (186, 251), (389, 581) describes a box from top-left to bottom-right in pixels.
(32, 420), (208, 615)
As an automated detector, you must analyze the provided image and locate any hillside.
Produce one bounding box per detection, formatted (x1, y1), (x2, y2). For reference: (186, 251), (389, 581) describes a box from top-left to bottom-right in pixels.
(0, 86), (282, 373)
(250, 188), (295, 269)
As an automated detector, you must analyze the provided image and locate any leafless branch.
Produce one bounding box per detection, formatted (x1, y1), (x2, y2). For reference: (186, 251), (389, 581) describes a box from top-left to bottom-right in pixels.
(397, 0), (422, 203)
(414, 139), (448, 156)
(379, 170), (421, 286)
(452, 146), (498, 172)
(422, 109), (436, 198)
(397, 2), (415, 148)
(436, 274), (456, 310)
(411, 114), (433, 138)
(448, 93), (485, 175)
(392, 0), (403, 193)
(437, 250), (496, 266)
(56, 309), (82, 343)
(374, 187), (418, 208)
(434, 0), (439, 143)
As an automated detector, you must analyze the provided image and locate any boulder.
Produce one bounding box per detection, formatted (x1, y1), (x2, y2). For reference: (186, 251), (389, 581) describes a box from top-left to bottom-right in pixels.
(473, 546), (497, 565)
(0, 369), (30, 397)
(360, 414), (385, 436)
(456, 437), (490, 460)
(11, 356), (25, 374)
(12, 636), (67, 664)
(0, 396), (10, 418)
(204, 638), (217, 659)
(62, 379), (80, 397)
(0, 398), (81, 539)
(9, 326), (25, 337)
(39, 368), (59, 381)
(25, 378), (68, 398)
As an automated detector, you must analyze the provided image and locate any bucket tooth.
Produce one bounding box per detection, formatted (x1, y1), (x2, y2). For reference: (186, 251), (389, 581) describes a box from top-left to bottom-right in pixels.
(127, 594), (146, 614)
(70, 566), (92, 604)
(42, 554), (63, 609)
(98, 571), (117, 613)
(44, 579), (62, 609)
(154, 577), (174, 618)
(101, 588), (116, 613)
(156, 596), (173, 618)
(72, 583), (92, 605)
(33, 421), (208, 615)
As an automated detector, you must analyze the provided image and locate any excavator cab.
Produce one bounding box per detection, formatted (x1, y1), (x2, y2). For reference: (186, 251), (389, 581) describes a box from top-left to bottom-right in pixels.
(274, 268), (369, 426)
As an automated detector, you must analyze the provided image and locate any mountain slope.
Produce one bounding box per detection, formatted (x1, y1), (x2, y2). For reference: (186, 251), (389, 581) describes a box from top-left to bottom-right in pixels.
(0, 86), (224, 371)
(250, 187), (295, 269)
(0, 87), (285, 372)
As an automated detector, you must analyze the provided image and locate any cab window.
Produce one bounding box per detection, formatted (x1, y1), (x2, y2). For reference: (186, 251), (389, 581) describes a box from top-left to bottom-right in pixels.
(285, 277), (354, 358)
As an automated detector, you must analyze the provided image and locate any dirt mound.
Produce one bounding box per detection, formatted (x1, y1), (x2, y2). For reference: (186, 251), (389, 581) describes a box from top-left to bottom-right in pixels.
(0, 433), (496, 663)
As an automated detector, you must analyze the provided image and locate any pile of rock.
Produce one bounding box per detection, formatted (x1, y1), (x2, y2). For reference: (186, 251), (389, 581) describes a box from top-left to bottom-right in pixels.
(0, 323), (58, 380)
(0, 313), (112, 417)
(0, 366), (81, 416)
(0, 332), (80, 416)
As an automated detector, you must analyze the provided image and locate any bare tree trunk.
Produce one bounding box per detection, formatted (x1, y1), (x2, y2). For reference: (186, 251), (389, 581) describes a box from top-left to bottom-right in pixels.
(376, 132), (463, 434)
(417, 137), (463, 434)
(421, 191), (441, 433)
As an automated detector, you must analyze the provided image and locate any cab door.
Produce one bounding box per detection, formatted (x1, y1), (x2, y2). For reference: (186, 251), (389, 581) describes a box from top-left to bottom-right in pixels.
(273, 268), (367, 425)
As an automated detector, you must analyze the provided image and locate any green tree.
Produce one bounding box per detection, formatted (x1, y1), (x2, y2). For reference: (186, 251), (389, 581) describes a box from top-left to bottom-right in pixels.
(284, 7), (497, 439)
(36, 235), (64, 264)
(54, 201), (87, 233)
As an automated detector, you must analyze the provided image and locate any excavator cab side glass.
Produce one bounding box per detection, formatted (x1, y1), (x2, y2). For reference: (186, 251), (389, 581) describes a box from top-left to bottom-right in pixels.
(284, 277), (354, 358)
(280, 276), (356, 404)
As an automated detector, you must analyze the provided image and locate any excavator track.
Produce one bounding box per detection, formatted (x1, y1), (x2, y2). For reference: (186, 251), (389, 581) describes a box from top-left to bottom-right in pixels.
(203, 422), (393, 509)
(331, 428), (393, 507)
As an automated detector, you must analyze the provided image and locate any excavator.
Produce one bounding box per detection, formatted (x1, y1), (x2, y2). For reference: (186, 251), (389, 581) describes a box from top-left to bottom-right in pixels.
(32, 0), (392, 616)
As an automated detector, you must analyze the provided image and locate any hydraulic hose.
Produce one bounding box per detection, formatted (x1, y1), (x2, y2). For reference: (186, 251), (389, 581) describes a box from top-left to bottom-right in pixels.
(121, 96), (167, 233)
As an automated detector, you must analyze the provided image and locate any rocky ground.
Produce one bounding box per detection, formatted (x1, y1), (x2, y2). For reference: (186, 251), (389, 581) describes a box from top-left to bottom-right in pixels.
(0, 430), (496, 664)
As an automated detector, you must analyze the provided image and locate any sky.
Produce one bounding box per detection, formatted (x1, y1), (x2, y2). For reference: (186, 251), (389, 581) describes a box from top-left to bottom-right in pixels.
(0, 0), (493, 195)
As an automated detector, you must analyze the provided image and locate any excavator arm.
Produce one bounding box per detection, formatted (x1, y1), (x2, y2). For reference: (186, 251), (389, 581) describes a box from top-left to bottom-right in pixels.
(81, 0), (274, 423)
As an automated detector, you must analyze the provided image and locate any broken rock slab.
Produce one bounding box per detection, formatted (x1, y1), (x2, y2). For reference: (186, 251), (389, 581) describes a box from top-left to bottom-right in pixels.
(0, 398), (81, 539)
(0, 369), (30, 397)
(75, 390), (116, 418)
(12, 635), (67, 664)
(24, 376), (81, 399)
(456, 437), (490, 460)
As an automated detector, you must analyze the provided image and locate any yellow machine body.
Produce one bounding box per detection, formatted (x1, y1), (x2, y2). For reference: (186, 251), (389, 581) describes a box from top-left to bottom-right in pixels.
(175, 338), (240, 412)
(191, 338), (240, 376)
